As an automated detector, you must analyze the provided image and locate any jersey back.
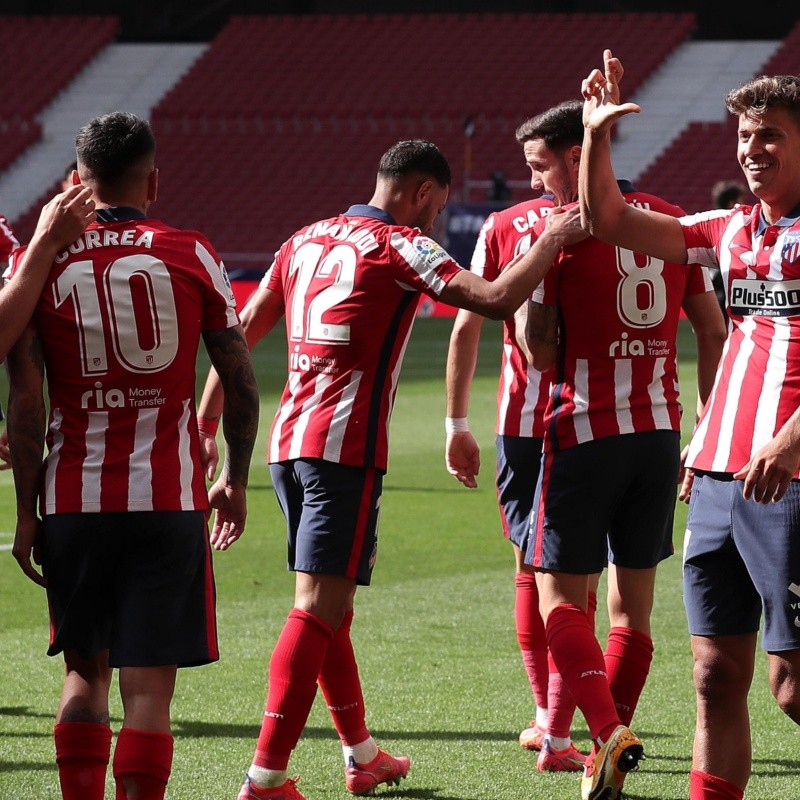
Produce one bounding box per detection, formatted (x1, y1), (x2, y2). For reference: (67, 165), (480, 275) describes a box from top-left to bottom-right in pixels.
(471, 197), (555, 438)
(536, 192), (712, 451)
(13, 217), (238, 513)
(266, 212), (462, 470)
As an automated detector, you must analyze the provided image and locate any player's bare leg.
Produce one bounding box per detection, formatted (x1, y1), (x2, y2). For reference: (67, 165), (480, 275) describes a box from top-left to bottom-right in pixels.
(691, 633), (755, 793)
(768, 648), (800, 724)
(54, 650), (113, 800)
(114, 665), (177, 800)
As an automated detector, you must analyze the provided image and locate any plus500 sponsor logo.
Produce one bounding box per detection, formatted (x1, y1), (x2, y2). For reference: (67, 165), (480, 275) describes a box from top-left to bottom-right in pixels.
(730, 278), (800, 317)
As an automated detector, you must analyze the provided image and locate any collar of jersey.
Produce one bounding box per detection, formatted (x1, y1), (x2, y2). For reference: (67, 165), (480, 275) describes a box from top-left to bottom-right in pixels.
(344, 204), (397, 225)
(96, 206), (147, 223)
(754, 201), (800, 238)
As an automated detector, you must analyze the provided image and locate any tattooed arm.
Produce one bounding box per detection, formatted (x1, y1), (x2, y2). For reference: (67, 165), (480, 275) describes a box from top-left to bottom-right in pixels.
(202, 322), (261, 550)
(5, 325), (47, 585)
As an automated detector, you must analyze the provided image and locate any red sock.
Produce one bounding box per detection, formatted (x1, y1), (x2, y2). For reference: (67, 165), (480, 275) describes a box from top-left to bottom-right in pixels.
(254, 608), (334, 770)
(605, 627), (653, 726)
(546, 651), (576, 739)
(545, 603), (619, 742)
(514, 572), (549, 709)
(112, 728), (173, 800)
(54, 721), (112, 800)
(318, 610), (370, 745)
(689, 769), (744, 799)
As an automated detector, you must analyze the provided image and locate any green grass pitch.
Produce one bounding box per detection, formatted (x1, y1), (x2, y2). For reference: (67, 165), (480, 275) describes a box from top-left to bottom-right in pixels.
(0, 317), (797, 799)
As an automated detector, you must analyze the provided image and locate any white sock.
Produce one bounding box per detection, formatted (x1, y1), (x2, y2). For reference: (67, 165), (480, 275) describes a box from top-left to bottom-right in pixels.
(535, 706), (549, 729)
(545, 734), (571, 751)
(247, 765), (287, 788)
(343, 736), (379, 766)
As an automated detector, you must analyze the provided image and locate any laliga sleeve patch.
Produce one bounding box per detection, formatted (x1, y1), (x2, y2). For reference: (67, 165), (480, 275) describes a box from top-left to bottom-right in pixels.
(413, 236), (449, 269)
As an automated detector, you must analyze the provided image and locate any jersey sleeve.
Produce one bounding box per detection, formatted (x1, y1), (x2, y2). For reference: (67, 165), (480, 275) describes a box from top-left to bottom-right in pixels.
(193, 236), (240, 331)
(685, 262), (715, 296)
(388, 230), (463, 298)
(0, 215), (19, 263)
(678, 209), (734, 268)
(470, 213), (501, 281)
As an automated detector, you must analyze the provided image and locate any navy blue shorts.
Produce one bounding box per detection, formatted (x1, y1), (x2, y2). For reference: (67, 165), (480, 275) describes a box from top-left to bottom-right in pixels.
(683, 473), (800, 651)
(526, 430), (679, 574)
(495, 435), (543, 551)
(41, 511), (217, 668)
(270, 459), (383, 586)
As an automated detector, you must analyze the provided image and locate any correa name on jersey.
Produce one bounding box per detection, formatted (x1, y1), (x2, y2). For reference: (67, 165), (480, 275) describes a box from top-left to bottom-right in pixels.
(729, 278), (800, 317)
(54, 228), (154, 263)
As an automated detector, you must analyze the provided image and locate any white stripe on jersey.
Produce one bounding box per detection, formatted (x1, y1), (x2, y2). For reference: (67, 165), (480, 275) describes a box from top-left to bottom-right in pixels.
(712, 316), (757, 471)
(573, 359), (593, 444)
(322, 371), (363, 463)
(178, 399), (195, 509)
(519, 365), (539, 437)
(497, 343), (514, 431)
(196, 241), (238, 327)
(752, 317), (789, 459)
(389, 233), (447, 295)
(44, 409), (65, 514)
(647, 357), (672, 429)
(385, 322), (415, 447)
(289, 372), (332, 459)
(270, 372), (300, 462)
(614, 359), (634, 435)
(82, 412), (108, 510)
(470, 216), (493, 278)
(129, 408), (158, 510)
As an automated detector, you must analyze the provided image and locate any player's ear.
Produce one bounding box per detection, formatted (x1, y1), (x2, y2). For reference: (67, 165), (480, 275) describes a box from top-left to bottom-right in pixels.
(71, 169), (80, 186)
(416, 178), (433, 205)
(570, 145), (582, 168)
(148, 168), (159, 203)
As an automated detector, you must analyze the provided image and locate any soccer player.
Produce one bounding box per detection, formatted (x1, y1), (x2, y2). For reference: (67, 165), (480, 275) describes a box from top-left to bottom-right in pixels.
(5, 111), (259, 800)
(514, 99), (726, 800)
(580, 49), (800, 800)
(445, 116), (587, 772)
(196, 139), (587, 800)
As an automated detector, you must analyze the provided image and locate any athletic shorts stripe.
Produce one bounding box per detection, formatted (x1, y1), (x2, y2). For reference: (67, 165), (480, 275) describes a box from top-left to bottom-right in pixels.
(346, 467), (377, 579)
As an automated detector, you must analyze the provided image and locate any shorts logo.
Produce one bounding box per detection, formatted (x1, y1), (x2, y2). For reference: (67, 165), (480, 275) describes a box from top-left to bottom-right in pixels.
(789, 582), (800, 627)
(729, 278), (800, 317)
(413, 236), (448, 268)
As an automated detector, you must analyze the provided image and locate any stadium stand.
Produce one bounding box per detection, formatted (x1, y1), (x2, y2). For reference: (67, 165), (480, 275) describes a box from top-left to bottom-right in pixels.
(146, 12), (696, 257)
(635, 19), (800, 212)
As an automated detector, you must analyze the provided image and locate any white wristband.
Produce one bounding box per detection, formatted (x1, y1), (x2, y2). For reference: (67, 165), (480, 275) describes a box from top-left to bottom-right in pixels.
(445, 417), (470, 433)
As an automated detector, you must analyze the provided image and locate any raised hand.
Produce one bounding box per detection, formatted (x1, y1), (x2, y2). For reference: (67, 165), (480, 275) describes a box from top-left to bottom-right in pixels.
(581, 49), (641, 133)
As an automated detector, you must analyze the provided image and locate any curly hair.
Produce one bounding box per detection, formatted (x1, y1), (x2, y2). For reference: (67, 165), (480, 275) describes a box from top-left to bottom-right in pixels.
(726, 74), (800, 122)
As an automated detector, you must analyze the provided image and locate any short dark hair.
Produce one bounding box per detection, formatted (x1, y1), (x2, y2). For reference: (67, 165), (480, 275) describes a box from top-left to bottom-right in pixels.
(515, 100), (584, 151)
(75, 111), (155, 188)
(711, 179), (747, 209)
(378, 139), (451, 187)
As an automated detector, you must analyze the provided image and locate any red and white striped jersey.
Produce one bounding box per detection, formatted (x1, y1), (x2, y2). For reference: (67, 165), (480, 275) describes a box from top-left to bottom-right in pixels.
(0, 214), (19, 263)
(681, 204), (800, 475)
(471, 196), (554, 438)
(535, 189), (713, 451)
(10, 209), (238, 514)
(265, 205), (462, 470)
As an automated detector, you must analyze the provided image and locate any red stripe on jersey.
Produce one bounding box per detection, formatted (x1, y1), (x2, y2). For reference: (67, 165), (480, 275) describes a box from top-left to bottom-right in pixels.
(12, 219), (239, 514)
(538, 192), (709, 451)
(267, 213), (461, 470)
(472, 199), (555, 438)
(682, 207), (800, 475)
